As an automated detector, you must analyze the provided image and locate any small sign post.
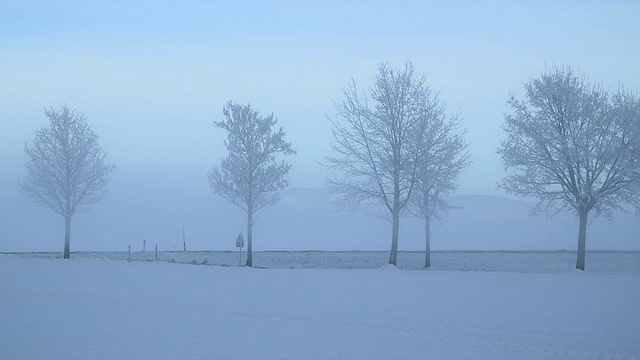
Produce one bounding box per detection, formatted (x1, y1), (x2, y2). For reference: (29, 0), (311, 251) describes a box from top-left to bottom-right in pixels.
(236, 232), (244, 266)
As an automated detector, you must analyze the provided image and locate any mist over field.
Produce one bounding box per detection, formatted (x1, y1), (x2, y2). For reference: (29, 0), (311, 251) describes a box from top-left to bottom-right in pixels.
(2, 1), (639, 256)
(2, 161), (638, 253)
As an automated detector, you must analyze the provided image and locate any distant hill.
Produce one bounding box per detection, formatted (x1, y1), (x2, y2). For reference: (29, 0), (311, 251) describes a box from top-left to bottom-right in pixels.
(1, 163), (639, 252)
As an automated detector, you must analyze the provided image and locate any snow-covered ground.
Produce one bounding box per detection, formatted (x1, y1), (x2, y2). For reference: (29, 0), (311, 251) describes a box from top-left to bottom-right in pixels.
(3, 250), (640, 273)
(1, 256), (639, 359)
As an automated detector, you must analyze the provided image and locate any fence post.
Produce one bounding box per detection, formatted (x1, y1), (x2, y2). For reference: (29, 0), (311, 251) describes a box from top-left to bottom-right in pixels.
(183, 226), (187, 252)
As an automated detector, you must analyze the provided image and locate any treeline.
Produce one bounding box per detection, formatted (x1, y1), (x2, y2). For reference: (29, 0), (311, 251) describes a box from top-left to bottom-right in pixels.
(19, 62), (640, 270)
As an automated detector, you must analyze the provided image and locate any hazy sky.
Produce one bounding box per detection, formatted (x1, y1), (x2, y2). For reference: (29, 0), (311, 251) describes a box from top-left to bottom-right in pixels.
(1, 0), (639, 195)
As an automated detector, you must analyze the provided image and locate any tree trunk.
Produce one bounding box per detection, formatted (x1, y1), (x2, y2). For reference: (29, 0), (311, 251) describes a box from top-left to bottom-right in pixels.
(388, 211), (399, 265)
(63, 215), (71, 259)
(246, 208), (253, 267)
(388, 178), (401, 266)
(425, 218), (431, 268)
(576, 209), (588, 271)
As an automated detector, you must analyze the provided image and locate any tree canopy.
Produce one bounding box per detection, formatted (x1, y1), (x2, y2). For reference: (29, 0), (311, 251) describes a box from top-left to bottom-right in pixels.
(326, 61), (442, 265)
(209, 101), (295, 266)
(20, 105), (113, 258)
(498, 66), (640, 269)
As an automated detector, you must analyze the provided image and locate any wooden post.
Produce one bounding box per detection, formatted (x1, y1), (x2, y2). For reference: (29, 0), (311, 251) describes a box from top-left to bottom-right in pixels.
(183, 226), (187, 252)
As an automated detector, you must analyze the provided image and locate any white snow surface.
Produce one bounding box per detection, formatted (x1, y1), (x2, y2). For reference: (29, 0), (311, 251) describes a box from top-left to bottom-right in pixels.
(1, 257), (639, 360)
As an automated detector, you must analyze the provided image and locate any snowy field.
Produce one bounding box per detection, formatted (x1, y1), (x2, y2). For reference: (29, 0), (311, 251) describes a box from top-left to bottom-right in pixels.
(3, 250), (640, 273)
(1, 253), (639, 360)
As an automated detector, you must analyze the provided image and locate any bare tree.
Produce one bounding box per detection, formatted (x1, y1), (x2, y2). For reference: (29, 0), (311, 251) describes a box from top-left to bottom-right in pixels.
(612, 89), (640, 173)
(412, 109), (470, 268)
(209, 101), (295, 267)
(498, 66), (640, 270)
(326, 62), (438, 266)
(19, 105), (114, 259)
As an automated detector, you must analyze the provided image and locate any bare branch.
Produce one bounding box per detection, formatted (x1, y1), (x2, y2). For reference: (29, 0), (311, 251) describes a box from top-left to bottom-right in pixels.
(498, 66), (640, 219)
(411, 109), (471, 223)
(209, 102), (295, 215)
(19, 105), (114, 219)
(325, 61), (440, 265)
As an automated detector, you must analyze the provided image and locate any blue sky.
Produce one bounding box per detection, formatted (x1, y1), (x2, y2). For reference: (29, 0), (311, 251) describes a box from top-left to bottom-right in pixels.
(1, 0), (639, 194)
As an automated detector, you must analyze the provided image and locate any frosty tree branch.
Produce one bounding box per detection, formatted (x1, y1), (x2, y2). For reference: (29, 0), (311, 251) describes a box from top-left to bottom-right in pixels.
(19, 105), (114, 259)
(411, 106), (470, 268)
(209, 101), (295, 267)
(498, 66), (640, 270)
(326, 61), (438, 266)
